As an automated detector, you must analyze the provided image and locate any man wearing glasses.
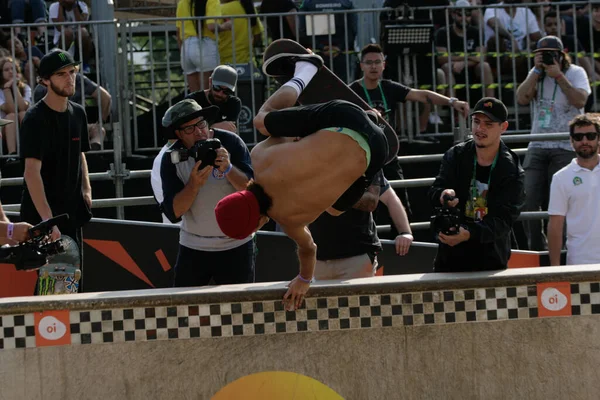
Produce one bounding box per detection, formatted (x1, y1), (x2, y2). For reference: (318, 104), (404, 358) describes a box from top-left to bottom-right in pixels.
(548, 114), (600, 267)
(186, 65), (241, 133)
(159, 99), (255, 287)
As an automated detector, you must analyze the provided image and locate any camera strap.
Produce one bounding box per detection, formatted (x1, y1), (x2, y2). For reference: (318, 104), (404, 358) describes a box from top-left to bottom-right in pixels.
(539, 79), (559, 106)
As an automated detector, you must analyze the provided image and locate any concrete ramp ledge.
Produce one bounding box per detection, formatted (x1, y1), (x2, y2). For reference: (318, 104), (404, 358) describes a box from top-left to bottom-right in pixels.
(1, 265), (599, 314)
(2, 265), (600, 399)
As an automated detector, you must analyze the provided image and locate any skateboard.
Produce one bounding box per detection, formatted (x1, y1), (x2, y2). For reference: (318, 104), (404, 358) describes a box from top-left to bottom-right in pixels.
(37, 236), (81, 295)
(263, 39), (400, 164)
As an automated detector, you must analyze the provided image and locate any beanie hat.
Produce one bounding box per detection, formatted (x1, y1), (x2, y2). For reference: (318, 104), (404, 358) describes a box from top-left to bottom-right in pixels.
(215, 190), (261, 239)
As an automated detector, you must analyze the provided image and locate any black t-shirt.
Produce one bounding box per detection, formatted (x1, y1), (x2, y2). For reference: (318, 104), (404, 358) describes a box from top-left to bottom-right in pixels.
(20, 100), (91, 228)
(349, 79), (411, 132)
(309, 171), (385, 260)
(260, 0), (298, 40)
(435, 26), (481, 55)
(185, 90), (242, 123)
(560, 35), (585, 56)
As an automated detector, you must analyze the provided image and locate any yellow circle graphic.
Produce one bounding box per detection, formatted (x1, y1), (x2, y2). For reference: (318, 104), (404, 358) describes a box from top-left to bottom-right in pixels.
(212, 371), (344, 400)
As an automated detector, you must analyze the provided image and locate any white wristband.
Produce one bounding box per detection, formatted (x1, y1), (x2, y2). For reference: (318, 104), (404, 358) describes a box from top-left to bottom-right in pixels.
(7, 223), (14, 240)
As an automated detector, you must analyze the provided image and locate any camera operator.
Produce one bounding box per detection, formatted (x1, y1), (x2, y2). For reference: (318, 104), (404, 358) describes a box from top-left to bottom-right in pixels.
(160, 99), (255, 287)
(428, 97), (525, 272)
(516, 35), (591, 251)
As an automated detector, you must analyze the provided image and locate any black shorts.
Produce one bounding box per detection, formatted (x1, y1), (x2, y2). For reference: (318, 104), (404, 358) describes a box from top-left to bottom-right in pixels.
(263, 100), (389, 182)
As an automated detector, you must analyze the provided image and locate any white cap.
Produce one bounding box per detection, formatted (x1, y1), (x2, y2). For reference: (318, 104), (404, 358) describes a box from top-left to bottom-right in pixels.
(453, 0), (471, 7)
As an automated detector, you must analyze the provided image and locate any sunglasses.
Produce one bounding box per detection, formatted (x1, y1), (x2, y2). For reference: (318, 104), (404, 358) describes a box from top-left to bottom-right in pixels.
(179, 119), (208, 135)
(213, 85), (234, 96)
(571, 132), (599, 141)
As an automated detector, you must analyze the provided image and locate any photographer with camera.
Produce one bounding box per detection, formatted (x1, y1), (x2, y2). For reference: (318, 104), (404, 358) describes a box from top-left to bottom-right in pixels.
(160, 99), (255, 287)
(516, 35), (591, 251)
(429, 97), (525, 273)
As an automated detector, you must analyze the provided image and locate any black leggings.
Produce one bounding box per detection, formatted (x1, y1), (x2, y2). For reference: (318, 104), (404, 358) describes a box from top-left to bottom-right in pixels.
(264, 100), (389, 209)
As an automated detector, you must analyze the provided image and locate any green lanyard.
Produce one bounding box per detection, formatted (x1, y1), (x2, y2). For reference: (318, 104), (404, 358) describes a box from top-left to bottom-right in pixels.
(539, 79), (559, 105)
(471, 152), (499, 202)
(362, 79), (388, 112)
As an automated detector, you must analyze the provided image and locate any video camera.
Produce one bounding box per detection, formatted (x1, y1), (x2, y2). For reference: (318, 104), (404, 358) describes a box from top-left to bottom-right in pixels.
(431, 194), (461, 236)
(0, 214), (69, 271)
(168, 138), (221, 168)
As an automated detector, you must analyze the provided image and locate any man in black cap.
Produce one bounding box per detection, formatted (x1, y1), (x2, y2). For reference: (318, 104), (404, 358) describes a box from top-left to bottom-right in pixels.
(20, 48), (92, 289)
(185, 65), (242, 133)
(428, 97), (525, 272)
(516, 35), (591, 250)
(159, 98), (255, 287)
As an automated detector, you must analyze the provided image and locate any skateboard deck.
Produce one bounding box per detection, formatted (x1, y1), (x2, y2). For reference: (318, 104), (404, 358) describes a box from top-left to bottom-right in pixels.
(263, 39), (400, 164)
(37, 236), (81, 295)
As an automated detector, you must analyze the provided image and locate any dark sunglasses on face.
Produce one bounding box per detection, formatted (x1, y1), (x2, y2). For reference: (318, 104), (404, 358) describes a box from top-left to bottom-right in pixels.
(213, 85), (234, 96)
(571, 132), (599, 141)
(179, 119), (208, 135)
(362, 59), (384, 66)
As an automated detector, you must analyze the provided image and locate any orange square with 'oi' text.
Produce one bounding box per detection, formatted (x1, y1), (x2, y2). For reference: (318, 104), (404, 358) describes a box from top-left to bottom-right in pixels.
(537, 282), (572, 318)
(34, 310), (71, 347)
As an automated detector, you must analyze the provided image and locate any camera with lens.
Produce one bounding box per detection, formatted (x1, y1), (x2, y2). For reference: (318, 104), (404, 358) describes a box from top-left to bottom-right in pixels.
(168, 138), (222, 168)
(431, 194), (461, 236)
(542, 51), (558, 66)
(0, 214), (70, 271)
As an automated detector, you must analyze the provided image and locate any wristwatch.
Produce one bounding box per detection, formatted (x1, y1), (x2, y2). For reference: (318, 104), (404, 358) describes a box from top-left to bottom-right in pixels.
(448, 97), (458, 106)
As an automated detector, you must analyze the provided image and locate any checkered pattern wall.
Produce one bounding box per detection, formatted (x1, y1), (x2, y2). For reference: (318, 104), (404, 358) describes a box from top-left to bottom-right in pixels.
(1, 283), (598, 350)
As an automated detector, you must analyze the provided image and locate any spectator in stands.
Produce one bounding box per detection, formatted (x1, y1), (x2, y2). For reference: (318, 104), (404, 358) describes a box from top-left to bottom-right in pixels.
(160, 99), (255, 287)
(176, 0), (232, 92)
(516, 36), (590, 251)
(21, 49), (92, 287)
(33, 73), (111, 150)
(544, 12), (599, 82)
(531, 0), (551, 35)
(435, 0), (495, 98)
(548, 114), (600, 266)
(49, 0), (93, 65)
(380, 0), (448, 132)
(0, 34), (44, 86)
(260, 0), (298, 41)
(186, 65), (241, 133)
(576, 3), (600, 79)
(0, 57), (30, 157)
(299, 0), (357, 84)
(219, 0), (264, 65)
(484, 0), (542, 80)
(9, 0), (47, 41)
(429, 97), (525, 272)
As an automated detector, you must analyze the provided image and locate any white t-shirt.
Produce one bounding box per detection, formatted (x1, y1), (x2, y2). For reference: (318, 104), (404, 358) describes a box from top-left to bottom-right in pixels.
(483, 3), (540, 50)
(151, 143), (178, 224)
(529, 64), (591, 151)
(548, 159), (600, 265)
(0, 84), (32, 119)
(49, 1), (90, 45)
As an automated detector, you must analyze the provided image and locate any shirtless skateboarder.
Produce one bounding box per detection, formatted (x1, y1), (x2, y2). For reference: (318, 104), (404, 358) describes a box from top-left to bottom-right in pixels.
(215, 51), (391, 310)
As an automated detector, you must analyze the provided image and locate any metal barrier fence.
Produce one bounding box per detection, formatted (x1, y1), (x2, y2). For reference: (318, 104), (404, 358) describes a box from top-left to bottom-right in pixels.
(0, 1), (595, 224)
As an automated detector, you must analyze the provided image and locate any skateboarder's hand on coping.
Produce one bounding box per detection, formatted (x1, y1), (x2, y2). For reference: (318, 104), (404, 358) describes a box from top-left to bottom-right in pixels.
(284, 276), (310, 311)
(51, 225), (61, 242)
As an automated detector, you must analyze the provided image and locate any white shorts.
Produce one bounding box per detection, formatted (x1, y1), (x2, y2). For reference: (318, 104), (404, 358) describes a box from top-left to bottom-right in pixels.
(180, 36), (219, 75)
(314, 253), (378, 281)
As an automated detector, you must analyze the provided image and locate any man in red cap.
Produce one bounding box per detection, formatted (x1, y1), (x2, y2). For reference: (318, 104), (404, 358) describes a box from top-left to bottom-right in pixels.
(215, 53), (390, 310)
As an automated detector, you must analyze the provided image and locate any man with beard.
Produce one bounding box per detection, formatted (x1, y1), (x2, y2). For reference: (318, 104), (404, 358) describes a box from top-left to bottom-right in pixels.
(20, 49), (92, 289)
(186, 65), (241, 133)
(428, 97), (525, 272)
(548, 114), (600, 266)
